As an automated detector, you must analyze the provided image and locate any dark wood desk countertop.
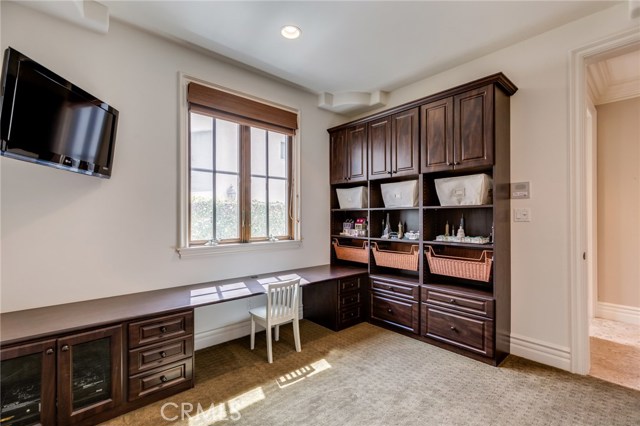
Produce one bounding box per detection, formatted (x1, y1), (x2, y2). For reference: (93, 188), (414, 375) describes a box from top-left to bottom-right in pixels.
(0, 264), (368, 346)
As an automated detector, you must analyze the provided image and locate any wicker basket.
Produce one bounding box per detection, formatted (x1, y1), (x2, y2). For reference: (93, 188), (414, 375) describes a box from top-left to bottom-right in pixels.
(332, 239), (369, 264)
(372, 242), (419, 271)
(425, 246), (493, 282)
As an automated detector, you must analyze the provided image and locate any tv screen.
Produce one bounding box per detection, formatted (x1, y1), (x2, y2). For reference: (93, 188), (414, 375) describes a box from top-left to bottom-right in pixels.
(0, 47), (119, 178)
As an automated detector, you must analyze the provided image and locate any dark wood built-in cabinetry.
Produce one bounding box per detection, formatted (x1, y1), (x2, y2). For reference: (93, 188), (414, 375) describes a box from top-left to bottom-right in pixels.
(303, 274), (367, 331)
(0, 312), (194, 426)
(328, 73), (517, 365)
(0, 325), (123, 426)
(368, 108), (420, 179)
(330, 124), (367, 184)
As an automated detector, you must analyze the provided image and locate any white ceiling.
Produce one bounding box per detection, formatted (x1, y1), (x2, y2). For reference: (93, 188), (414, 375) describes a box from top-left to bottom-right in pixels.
(22, 0), (622, 114)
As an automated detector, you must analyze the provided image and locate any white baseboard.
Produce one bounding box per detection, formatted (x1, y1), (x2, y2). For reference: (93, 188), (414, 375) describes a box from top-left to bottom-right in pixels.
(510, 333), (571, 371)
(596, 302), (640, 325)
(195, 321), (252, 351)
(194, 305), (305, 351)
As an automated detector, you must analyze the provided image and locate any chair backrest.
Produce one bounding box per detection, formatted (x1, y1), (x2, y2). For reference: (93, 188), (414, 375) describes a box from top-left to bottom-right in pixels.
(266, 278), (301, 322)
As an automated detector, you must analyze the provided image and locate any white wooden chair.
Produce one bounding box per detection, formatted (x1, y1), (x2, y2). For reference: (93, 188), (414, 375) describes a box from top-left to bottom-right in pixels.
(249, 278), (301, 363)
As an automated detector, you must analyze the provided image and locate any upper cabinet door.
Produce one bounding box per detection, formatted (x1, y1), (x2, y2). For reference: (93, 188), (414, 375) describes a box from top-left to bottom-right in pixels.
(421, 98), (454, 173)
(454, 85), (494, 170)
(368, 116), (392, 180)
(392, 107), (419, 177)
(346, 124), (367, 182)
(329, 129), (347, 184)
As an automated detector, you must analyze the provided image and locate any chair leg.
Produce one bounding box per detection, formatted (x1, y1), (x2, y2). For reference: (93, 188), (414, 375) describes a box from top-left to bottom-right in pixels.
(293, 319), (301, 352)
(250, 316), (255, 350)
(275, 324), (280, 341)
(266, 325), (273, 363)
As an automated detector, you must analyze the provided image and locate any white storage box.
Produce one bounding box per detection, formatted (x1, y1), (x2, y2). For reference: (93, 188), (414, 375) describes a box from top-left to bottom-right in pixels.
(381, 180), (418, 207)
(336, 186), (368, 209)
(435, 173), (492, 206)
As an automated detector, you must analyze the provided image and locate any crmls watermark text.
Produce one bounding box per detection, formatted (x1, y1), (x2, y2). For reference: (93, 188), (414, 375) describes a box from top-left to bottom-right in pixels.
(160, 402), (241, 423)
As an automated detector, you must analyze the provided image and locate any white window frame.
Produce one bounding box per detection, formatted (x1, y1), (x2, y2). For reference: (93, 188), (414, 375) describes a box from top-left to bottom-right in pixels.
(176, 73), (302, 258)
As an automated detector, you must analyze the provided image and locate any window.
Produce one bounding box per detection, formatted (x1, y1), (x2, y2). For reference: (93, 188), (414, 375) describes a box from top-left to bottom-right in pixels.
(181, 81), (299, 252)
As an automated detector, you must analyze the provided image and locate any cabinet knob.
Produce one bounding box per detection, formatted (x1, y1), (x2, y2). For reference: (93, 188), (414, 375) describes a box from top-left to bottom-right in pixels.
(447, 162), (453, 166)
(387, 308), (393, 314)
(160, 375), (168, 383)
(350, 312), (355, 317)
(160, 326), (167, 333)
(388, 171), (393, 175)
(454, 162), (460, 165)
(449, 298), (456, 304)
(45, 348), (54, 355)
(160, 351), (167, 358)
(450, 325), (457, 332)
(61, 345), (70, 352)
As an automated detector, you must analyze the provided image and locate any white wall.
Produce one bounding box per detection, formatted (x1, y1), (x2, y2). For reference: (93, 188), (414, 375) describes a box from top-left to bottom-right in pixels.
(0, 3), (335, 317)
(346, 3), (639, 370)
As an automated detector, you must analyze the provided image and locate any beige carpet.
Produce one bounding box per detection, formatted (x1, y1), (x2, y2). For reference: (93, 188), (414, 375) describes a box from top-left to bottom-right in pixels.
(590, 317), (640, 390)
(106, 321), (640, 426)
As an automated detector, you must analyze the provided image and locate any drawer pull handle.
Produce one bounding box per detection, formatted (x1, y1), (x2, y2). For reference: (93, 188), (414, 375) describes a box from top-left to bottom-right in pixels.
(387, 286), (394, 291)
(450, 326), (457, 332)
(160, 351), (167, 358)
(45, 348), (54, 355)
(449, 299), (456, 304)
(61, 345), (70, 352)
(160, 375), (169, 383)
(160, 326), (167, 333)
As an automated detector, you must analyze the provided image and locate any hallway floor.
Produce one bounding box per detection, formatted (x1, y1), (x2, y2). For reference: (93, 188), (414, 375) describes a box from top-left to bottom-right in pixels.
(589, 317), (640, 390)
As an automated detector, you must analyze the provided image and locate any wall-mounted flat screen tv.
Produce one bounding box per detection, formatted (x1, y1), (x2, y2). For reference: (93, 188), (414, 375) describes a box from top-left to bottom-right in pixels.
(0, 47), (119, 178)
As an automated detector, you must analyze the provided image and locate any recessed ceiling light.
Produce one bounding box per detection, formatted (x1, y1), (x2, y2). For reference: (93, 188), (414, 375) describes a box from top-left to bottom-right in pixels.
(281, 25), (301, 40)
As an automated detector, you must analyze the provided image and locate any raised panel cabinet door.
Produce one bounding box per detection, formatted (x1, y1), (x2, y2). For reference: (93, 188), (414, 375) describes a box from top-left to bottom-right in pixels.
(391, 108), (419, 177)
(346, 124), (367, 182)
(368, 116), (392, 179)
(453, 85), (494, 169)
(329, 129), (347, 184)
(57, 325), (123, 426)
(420, 97), (453, 173)
(1, 339), (57, 426)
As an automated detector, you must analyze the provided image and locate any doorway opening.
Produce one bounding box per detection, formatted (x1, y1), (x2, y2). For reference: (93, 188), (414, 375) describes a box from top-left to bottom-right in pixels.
(569, 28), (640, 389)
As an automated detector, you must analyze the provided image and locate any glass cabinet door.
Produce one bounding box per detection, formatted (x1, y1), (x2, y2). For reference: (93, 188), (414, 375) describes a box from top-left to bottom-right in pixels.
(0, 340), (56, 426)
(57, 325), (122, 425)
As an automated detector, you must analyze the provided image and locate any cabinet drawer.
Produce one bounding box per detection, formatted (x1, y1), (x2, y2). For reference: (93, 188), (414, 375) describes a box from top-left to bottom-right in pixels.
(128, 311), (194, 349)
(422, 305), (494, 357)
(370, 294), (419, 333)
(340, 292), (361, 308)
(340, 306), (362, 324)
(339, 277), (361, 293)
(422, 288), (494, 318)
(128, 336), (193, 375)
(128, 360), (193, 401)
(370, 278), (418, 300)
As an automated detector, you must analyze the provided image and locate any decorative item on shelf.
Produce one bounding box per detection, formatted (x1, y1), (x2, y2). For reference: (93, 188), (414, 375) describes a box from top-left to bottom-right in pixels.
(457, 214), (465, 238)
(372, 242), (419, 271)
(354, 217), (368, 237)
(381, 212), (391, 238)
(435, 235), (490, 244)
(404, 230), (419, 240)
(445, 221), (450, 237)
(425, 246), (493, 282)
(398, 221), (404, 239)
(341, 219), (354, 236)
(388, 232), (399, 239)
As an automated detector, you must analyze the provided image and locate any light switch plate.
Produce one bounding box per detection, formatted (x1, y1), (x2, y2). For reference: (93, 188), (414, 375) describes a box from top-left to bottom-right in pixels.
(514, 208), (532, 222)
(511, 182), (530, 199)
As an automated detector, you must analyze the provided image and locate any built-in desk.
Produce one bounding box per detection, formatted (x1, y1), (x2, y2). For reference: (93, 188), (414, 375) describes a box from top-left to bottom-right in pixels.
(0, 264), (367, 426)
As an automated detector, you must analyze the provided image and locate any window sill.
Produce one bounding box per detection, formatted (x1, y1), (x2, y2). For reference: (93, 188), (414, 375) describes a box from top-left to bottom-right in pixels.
(176, 239), (303, 259)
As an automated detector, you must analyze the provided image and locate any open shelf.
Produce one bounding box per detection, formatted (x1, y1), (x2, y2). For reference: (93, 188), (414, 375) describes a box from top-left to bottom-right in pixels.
(423, 205), (492, 210)
(426, 241), (493, 249)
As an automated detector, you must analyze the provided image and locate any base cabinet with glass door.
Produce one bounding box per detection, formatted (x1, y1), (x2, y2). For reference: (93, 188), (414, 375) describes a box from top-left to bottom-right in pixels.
(0, 325), (122, 426)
